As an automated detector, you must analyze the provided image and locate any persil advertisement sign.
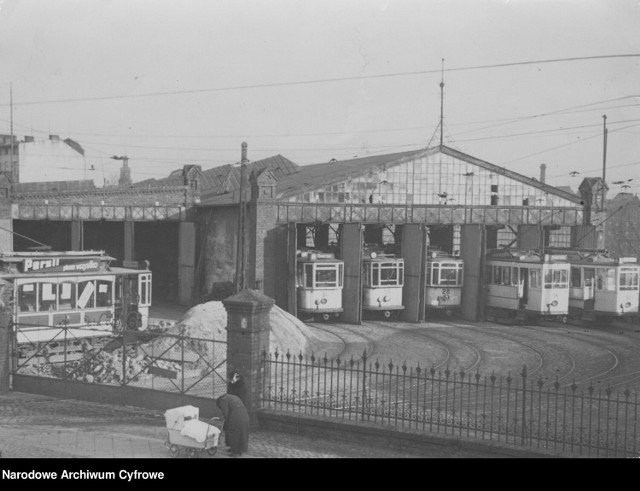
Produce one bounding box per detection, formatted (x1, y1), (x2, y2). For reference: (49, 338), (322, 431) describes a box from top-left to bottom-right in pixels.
(21, 257), (102, 274)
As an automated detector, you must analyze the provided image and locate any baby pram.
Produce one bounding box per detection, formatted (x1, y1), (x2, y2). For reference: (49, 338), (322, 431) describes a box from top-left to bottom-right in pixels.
(164, 405), (222, 458)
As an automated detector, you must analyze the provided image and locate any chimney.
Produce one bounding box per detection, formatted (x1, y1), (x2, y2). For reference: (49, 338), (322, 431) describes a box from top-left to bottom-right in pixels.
(49, 134), (59, 142)
(24, 136), (34, 143)
(540, 163), (547, 184)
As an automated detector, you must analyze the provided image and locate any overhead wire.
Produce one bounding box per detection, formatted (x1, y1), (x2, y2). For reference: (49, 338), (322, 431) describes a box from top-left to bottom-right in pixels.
(2, 54), (639, 107)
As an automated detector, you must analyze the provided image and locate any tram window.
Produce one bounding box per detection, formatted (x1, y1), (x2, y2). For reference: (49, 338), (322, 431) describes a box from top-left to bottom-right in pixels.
(493, 266), (502, 286)
(17, 283), (37, 312)
(440, 265), (458, 286)
(486, 265), (493, 284)
(58, 282), (76, 310)
(596, 269), (604, 290)
(305, 264), (313, 288)
(39, 282), (57, 311)
(605, 268), (616, 291)
(315, 266), (338, 287)
(295, 263), (304, 288)
(552, 269), (568, 288)
(338, 264), (343, 287)
(571, 267), (581, 288)
(96, 280), (113, 308)
(503, 267), (511, 286)
(584, 269), (594, 287)
(77, 280), (96, 309)
(431, 263), (439, 285)
(378, 263), (400, 286)
(139, 274), (152, 306)
(530, 269), (540, 289)
(620, 268), (639, 290)
(511, 267), (518, 286)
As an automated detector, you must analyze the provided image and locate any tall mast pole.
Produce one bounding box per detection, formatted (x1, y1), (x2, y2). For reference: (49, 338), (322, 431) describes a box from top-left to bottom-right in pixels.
(10, 83), (15, 182)
(439, 58), (445, 147)
(602, 114), (608, 212)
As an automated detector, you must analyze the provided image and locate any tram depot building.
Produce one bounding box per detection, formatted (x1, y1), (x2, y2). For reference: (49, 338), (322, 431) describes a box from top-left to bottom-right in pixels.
(0, 143), (609, 330)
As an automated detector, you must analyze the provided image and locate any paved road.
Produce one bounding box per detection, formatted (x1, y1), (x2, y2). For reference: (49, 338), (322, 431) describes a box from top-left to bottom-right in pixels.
(0, 391), (492, 460)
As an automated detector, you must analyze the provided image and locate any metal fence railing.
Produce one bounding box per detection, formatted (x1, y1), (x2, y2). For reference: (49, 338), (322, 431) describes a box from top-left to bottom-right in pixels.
(261, 349), (639, 458)
(12, 321), (228, 398)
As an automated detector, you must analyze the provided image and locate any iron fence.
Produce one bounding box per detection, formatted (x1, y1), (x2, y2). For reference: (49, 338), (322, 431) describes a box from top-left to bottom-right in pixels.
(261, 349), (639, 457)
(12, 321), (228, 398)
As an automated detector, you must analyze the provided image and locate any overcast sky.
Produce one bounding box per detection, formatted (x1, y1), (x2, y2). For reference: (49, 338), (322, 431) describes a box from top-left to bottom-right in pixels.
(1, 0), (639, 192)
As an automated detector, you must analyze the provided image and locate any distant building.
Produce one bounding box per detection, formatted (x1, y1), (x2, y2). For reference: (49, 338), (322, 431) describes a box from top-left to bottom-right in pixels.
(605, 193), (640, 257)
(0, 134), (98, 186)
(0, 134), (18, 182)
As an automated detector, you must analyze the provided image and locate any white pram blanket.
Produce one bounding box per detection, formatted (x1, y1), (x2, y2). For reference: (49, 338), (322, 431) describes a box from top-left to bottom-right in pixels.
(180, 419), (221, 445)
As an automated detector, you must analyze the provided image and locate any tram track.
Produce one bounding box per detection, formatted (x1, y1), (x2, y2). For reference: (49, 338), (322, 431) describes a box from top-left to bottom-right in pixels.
(521, 321), (640, 389)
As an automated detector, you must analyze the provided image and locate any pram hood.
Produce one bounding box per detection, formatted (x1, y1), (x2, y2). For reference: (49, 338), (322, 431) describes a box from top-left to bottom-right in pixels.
(164, 405), (199, 429)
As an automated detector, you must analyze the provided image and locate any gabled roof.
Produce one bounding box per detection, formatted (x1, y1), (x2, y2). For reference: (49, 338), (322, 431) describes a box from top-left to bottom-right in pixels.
(198, 145), (586, 207)
(275, 145), (582, 204)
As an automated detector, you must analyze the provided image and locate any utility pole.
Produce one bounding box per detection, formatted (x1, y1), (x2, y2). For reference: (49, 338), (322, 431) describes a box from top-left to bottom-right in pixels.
(235, 142), (248, 292)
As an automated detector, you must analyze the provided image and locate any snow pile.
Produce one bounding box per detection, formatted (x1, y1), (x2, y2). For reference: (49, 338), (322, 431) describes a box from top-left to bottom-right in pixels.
(150, 301), (338, 357)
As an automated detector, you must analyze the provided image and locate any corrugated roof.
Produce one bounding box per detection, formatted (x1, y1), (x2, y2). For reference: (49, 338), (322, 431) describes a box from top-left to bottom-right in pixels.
(134, 155), (298, 198)
(275, 149), (427, 200)
(12, 180), (96, 193)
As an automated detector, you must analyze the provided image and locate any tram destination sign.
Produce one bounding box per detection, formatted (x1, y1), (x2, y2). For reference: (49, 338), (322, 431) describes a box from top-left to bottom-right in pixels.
(21, 257), (102, 274)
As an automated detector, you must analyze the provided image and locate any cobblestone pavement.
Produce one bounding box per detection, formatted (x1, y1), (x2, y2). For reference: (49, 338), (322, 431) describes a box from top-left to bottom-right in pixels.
(0, 391), (491, 459)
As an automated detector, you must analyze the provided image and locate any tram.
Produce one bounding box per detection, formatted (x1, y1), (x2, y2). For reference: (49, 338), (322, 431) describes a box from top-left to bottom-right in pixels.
(362, 249), (404, 318)
(1, 250), (152, 362)
(484, 249), (570, 324)
(296, 250), (344, 321)
(425, 249), (464, 316)
(547, 249), (639, 324)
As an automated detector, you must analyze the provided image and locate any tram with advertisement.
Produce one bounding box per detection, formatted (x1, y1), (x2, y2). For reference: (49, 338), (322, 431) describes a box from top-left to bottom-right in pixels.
(546, 249), (639, 324)
(425, 248), (464, 316)
(296, 249), (344, 321)
(484, 248), (570, 324)
(362, 245), (404, 319)
(0, 250), (152, 363)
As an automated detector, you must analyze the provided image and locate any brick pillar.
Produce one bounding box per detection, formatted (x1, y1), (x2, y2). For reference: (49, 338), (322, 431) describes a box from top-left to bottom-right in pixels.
(0, 279), (13, 393)
(222, 289), (273, 427)
(124, 221), (135, 262)
(71, 220), (83, 251)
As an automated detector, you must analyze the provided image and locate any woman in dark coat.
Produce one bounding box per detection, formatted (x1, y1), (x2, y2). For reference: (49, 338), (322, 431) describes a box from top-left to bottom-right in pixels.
(216, 393), (250, 457)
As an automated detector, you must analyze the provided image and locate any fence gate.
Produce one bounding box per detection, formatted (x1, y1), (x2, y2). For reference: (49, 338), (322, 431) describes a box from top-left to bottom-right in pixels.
(11, 321), (228, 416)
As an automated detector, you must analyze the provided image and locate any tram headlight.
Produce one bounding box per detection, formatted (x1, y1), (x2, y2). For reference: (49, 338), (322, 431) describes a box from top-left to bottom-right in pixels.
(321, 298), (327, 304)
(315, 299), (320, 305)
(383, 295), (390, 302)
(625, 302), (632, 308)
(549, 300), (558, 307)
